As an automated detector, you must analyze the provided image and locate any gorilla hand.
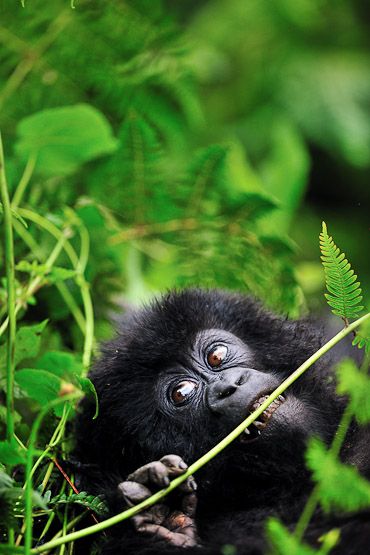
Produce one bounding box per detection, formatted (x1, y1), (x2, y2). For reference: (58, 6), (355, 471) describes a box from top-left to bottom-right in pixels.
(118, 455), (198, 547)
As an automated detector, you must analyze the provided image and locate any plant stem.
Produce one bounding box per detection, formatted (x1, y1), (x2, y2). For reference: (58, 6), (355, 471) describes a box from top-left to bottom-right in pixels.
(24, 393), (82, 555)
(26, 404), (71, 486)
(0, 133), (16, 443)
(79, 276), (94, 371)
(11, 155), (36, 208)
(30, 311), (370, 554)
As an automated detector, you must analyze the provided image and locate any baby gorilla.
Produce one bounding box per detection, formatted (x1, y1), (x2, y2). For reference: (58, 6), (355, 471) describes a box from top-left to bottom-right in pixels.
(75, 289), (370, 554)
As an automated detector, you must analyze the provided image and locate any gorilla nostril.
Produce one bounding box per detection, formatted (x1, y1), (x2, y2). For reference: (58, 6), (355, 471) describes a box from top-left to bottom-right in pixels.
(218, 386), (237, 398)
(236, 375), (244, 386)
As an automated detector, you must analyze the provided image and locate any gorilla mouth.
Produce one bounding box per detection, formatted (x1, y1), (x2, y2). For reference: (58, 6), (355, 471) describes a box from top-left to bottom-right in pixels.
(240, 393), (286, 443)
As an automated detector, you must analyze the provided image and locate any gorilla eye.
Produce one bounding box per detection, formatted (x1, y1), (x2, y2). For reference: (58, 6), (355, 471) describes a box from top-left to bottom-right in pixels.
(171, 380), (198, 406)
(207, 345), (228, 368)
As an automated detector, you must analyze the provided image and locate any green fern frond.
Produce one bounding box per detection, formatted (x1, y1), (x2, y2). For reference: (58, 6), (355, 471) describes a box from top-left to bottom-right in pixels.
(319, 222), (364, 320)
(352, 334), (370, 354)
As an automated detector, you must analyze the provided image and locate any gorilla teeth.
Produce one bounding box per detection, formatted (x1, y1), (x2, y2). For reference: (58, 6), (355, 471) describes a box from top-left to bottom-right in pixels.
(241, 394), (286, 442)
(249, 394), (286, 428)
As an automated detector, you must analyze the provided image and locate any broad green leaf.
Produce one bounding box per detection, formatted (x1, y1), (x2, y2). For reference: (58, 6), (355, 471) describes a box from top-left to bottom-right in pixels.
(15, 104), (118, 177)
(14, 320), (48, 367)
(0, 441), (26, 467)
(15, 368), (63, 406)
(36, 351), (83, 379)
(337, 359), (370, 424)
(306, 438), (370, 513)
(0, 320), (47, 370)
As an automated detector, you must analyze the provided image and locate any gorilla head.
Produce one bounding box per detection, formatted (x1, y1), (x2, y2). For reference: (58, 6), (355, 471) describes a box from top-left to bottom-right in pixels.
(77, 289), (343, 513)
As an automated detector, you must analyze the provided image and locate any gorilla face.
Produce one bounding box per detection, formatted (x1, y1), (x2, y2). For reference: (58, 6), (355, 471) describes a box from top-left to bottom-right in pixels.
(79, 289), (342, 494)
(156, 327), (315, 444)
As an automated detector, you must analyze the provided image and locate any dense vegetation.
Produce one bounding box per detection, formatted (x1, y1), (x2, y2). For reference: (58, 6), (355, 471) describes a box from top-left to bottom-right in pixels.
(0, 1), (369, 554)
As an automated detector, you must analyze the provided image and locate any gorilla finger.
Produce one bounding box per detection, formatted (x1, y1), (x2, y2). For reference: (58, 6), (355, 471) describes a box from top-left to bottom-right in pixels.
(179, 475), (197, 493)
(128, 461), (170, 488)
(136, 523), (198, 547)
(160, 455), (188, 476)
(148, 461), (172, 487)
(118, 480), (152, 506)
(132, 504), (169, 528)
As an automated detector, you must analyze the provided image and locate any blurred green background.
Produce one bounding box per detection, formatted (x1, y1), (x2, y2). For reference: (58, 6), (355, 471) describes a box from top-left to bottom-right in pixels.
(0, 0), (369, 348)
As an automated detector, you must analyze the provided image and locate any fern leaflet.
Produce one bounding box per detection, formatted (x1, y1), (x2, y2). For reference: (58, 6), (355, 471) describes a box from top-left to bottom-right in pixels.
(319, 222), (364, 320)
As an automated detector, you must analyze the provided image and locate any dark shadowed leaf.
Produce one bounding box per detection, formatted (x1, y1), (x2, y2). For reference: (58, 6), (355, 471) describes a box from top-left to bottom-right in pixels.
(0, 441), (26, 467)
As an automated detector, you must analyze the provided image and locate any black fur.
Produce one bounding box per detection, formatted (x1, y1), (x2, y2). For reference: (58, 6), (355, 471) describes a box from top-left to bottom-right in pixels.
(75, 289), (370, 554)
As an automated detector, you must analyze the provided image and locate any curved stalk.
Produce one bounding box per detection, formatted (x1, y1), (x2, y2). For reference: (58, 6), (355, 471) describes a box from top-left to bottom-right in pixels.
(11, 154), (36, 208)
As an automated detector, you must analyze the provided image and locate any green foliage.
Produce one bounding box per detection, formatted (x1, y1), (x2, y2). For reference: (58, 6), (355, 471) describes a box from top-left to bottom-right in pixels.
(351, 316), (370, 353)
(319, 222), (364, 320)
(267, 518), (323, 555)
(16, 260), (77, 284)
(352, 334), (370, 353)
(13, 320), (48, 367)
(0, 440), (26, 467)
(15, 368), (64, 412)
(336, 359), (370, 424)
(306, 438), (370, 513)
(51, 491), (108, 516)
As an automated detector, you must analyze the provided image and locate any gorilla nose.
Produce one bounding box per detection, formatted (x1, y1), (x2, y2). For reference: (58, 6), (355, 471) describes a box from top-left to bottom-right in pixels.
(208, 368), (249, 406)
(207, 367), (278, 417)
(213, 369), (246, 399)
